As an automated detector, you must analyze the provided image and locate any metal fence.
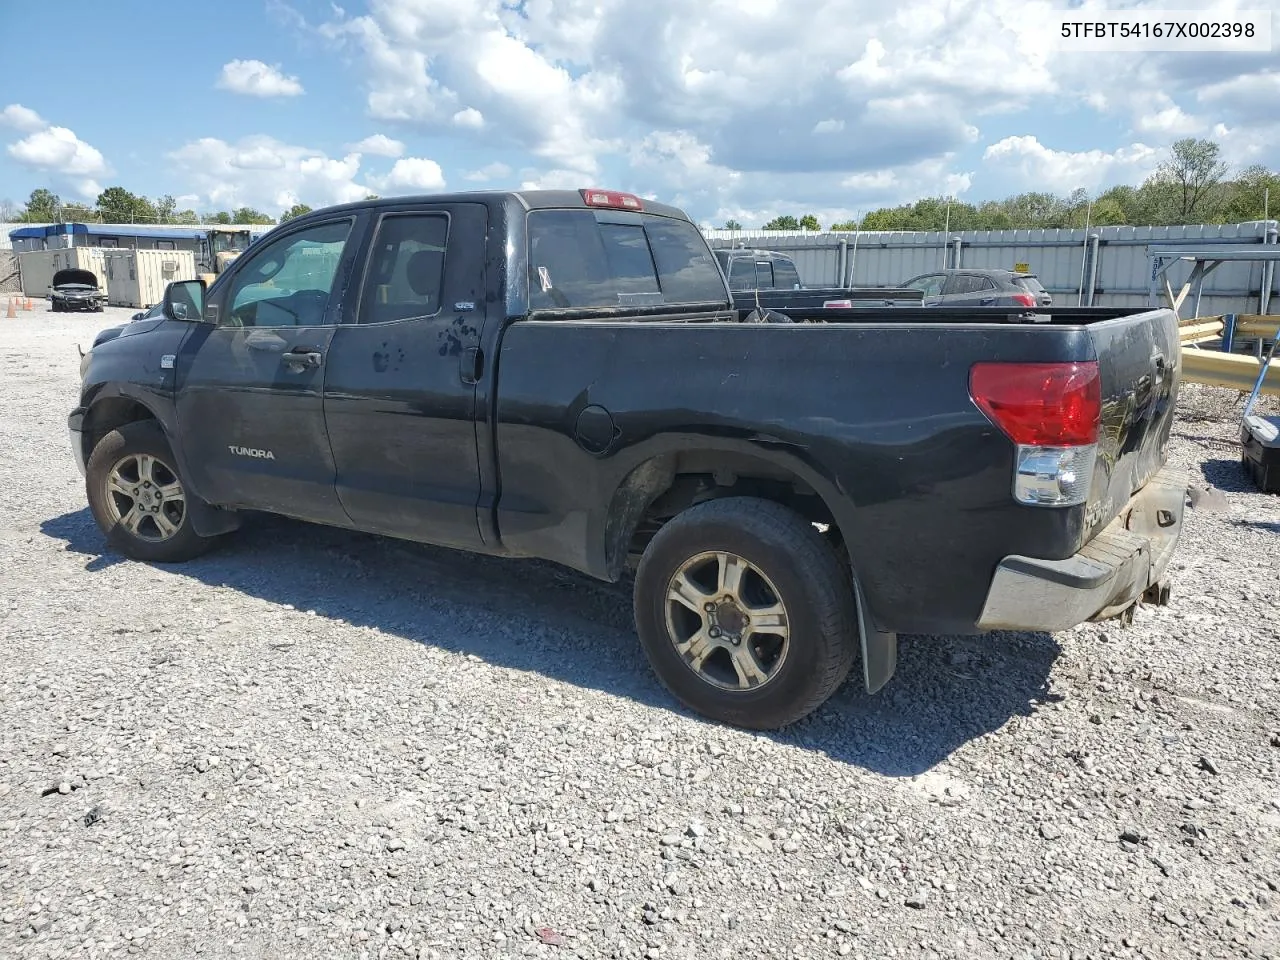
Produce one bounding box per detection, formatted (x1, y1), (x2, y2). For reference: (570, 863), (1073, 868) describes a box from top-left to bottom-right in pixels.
(703, 221), (1280, 315)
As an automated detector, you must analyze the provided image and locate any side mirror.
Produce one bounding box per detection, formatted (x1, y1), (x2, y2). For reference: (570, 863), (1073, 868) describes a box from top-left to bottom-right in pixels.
(163, 279), (208, 323)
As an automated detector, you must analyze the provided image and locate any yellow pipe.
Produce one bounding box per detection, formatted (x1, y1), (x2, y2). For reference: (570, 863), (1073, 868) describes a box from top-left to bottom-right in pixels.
(1179, 320), (1224, 342)
(1181, 347), (1280, 396)
(1235, 315), (1280, 338)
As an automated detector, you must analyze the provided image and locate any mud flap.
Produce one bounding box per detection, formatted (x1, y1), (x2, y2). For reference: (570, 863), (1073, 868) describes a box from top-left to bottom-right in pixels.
(187, 498), (242, 537)
(854, 577), (897, 693)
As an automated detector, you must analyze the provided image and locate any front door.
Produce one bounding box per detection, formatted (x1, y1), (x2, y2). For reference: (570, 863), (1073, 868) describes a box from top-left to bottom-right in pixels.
(323, 203), (489, 550)
(173, 215), (364, 524)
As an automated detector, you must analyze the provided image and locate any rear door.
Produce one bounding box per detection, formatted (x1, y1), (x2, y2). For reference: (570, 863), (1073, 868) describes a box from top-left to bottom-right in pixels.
(173, 215), (362, 523)
(322, 203), (490, 550)
(942, 273), (987, 305)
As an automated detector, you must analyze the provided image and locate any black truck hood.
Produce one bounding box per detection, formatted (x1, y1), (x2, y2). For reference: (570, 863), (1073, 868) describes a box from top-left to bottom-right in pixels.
(52, 269), (100, 290)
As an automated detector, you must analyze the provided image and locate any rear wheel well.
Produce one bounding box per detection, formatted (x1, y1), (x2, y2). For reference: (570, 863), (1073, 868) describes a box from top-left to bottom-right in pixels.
(609, 452), (847, 578)
(83, 398), (158, 464)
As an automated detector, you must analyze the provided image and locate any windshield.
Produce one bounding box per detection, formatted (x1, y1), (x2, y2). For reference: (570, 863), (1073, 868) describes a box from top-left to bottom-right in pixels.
(211, 231), (250, 255)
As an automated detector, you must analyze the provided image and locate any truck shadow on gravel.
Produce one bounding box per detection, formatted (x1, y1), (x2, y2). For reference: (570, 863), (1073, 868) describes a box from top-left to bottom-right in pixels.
(42, 508), (1061, 777)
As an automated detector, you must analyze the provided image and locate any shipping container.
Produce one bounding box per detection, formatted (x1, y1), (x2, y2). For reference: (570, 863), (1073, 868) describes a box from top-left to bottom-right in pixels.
(18, 247), (112, 297)
(102, 249), (197, 308)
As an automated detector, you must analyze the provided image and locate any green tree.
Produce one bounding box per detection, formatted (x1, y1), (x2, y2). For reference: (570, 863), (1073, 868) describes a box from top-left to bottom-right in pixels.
(722, 218), (742, 230)
(1147, 137), (1228, 223)
(280, 203), (313, 223)
(761, 215), (800, 230)
(363, 193), (381, 201)
(232, 206), (275, 225)
(171, 209), (201, 224)
(23, 188), (60, 222)
(798, 214), (821, 231)
(155, 194), (177, 223)
(96, 186), (157, 223)
(829, 220), (859, 231)
(1222, 164), (1280, 222)
(206, 211), (233, 224)
(61, 202), (100, 222)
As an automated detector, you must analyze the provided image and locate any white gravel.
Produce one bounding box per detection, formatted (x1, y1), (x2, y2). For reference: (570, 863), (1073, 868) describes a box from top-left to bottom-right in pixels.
(2, 307), (1279, 960)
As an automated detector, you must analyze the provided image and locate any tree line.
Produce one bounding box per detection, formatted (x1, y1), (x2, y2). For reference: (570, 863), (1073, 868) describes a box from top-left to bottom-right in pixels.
(723, 139), (1280, 232)
(0, 186), (388, 227)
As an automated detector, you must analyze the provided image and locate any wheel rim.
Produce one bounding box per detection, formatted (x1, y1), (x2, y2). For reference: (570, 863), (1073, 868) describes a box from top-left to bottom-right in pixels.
(103, 453), (186, 543)
(663, 551), (791, 691)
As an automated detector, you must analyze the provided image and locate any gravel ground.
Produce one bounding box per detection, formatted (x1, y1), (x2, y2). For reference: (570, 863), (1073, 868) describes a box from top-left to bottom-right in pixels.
(2, 306), (1279, 960)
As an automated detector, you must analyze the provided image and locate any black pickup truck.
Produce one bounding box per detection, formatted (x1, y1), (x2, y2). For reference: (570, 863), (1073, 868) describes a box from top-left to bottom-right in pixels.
(68, 188), (1186, 730)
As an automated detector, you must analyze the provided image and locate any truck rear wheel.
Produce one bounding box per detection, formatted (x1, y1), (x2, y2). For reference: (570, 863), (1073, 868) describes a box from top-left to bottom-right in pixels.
(85, 420), (217, 563)
(633, 496), (859, 729)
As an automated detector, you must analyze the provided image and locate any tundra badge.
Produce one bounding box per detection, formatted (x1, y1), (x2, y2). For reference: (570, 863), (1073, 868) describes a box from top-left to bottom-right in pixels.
(228, 446), (275, 460)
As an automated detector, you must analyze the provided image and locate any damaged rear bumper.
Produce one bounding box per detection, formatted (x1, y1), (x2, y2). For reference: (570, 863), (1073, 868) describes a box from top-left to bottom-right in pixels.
(977, 464), (1187, 632)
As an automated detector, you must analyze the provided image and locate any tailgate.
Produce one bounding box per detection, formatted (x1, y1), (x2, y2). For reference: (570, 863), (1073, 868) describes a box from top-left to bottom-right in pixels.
(1080, 308), (1181, 540)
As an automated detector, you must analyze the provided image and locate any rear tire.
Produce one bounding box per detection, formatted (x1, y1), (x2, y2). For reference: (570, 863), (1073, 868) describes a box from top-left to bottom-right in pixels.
(633, 496), (859, 730)
(86, 420), (218, 563)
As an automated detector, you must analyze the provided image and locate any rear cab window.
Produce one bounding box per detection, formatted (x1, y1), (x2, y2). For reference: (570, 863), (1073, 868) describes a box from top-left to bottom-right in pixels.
(527, 209), (727, 312)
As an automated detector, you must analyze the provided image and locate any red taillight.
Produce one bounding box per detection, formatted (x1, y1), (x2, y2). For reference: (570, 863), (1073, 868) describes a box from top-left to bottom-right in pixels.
(1011, 292), (1036, 307)
(969, 361), (1101, 446)
(581, 188), (643, 211)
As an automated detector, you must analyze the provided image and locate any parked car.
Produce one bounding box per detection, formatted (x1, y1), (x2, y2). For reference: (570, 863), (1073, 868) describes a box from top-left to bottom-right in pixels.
(901, 268), (1053, 309)
(69, 188), (1185, 730)
(714, 248), (923, 311)
(49, 268), (106, 313)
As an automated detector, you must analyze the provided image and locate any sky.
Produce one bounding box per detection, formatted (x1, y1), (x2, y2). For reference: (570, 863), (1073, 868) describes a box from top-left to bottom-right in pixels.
(1, 0), (1277, 228)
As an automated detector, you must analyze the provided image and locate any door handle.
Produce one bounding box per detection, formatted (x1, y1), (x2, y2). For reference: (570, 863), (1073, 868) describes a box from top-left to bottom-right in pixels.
(281, 348), (324, 369)
(980, 297), (995, 305)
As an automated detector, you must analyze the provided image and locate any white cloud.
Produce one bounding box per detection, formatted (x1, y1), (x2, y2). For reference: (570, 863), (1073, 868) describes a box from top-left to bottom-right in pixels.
(1, 104), (45, 132)
(2, 105), (108, 199)
(168, 136), (370, 212)
(279, 0), (1279, 223)
(983, 135), (1161, 194)
(216, 59), (305, 98)
(369, 157), (447, 194)
(464, 161), (512, 182)
(346, 133), (406, 157)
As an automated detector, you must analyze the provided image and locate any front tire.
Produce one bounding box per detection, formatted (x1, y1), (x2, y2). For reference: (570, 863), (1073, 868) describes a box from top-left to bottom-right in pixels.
(633, 497), (859, 730)
(85, 420), (217, 563)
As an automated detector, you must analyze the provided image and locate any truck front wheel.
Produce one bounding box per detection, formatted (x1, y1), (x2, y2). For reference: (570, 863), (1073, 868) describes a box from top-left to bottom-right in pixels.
(633, 497), (859, 730)
(85, 420), (218, 563)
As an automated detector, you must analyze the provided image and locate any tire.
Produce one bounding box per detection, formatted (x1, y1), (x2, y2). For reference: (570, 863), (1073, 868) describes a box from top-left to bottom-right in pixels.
(633, 496), (859, 730)
(85, 420), (218, 563)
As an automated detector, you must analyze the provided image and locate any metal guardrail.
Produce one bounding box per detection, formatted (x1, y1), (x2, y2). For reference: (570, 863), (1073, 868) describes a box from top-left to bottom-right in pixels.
(1179, 314), (1280, 396)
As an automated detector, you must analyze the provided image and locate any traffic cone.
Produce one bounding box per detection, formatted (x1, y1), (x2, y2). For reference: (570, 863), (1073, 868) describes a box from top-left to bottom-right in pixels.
(23, 297), (32, 311)
(5, 297), (15, 319)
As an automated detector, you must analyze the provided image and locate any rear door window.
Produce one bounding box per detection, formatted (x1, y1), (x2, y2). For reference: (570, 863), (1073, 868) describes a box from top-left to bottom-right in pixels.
(773, 258), (801, 289)
(945, 274), (982, 295)
(528, 210), (727, 310)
